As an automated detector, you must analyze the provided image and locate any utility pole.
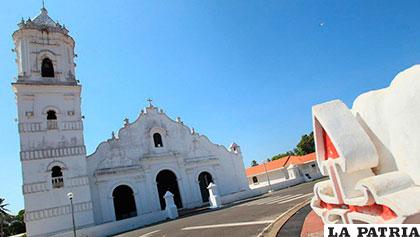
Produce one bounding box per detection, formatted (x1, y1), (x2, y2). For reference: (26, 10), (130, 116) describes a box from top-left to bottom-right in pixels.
(263, 161), (273, 193)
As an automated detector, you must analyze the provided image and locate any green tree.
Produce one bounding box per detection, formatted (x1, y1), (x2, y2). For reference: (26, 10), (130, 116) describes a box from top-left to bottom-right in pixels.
(294, 132), (315, 156)
(271, 151), (295, 161)
(8, 210), (25, 235)
(15, 210), (24, 223)
(250, 160), (259, 167)
(267, 131), (315, 161)
(0, 198), (11, 237)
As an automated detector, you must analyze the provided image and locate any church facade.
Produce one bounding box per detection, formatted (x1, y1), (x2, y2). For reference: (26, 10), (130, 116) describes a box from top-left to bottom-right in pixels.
(87, 104), (249, 225)
(12, 7), (249, 237)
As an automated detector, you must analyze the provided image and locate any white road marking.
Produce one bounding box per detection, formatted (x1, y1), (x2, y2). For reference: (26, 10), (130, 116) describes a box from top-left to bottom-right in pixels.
(257, 194), (295, 204)
(275, 193), (313, 204)
(138, 230), (161, 237)
(240, 192), (313, 206)
(240, 194), (292, 206)
(260, 194), (302, 205)
(182, 220), (274, 230)
(241, 194), (296, 206)
(247, 196), (281, 205)
(253, 195), (293, 206)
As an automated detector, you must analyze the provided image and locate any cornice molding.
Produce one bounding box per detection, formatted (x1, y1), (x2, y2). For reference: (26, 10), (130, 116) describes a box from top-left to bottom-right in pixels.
(20, 145), (86, 161)
(25, 201), (93, 222)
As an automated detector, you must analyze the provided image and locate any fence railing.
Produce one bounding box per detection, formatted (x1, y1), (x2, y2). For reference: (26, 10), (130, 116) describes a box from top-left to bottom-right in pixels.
(47, 120), (58, 130)
(52, 177), (64, 188)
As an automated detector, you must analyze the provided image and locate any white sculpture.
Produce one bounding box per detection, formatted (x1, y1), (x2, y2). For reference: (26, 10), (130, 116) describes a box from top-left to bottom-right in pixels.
(208, 183), (222, 209)
(164, 191), (179, 219)
(311, 65), (420, 224)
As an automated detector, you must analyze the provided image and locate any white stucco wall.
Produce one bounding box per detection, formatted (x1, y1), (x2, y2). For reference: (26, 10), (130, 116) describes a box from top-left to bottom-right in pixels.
(247, 161), (323, 190)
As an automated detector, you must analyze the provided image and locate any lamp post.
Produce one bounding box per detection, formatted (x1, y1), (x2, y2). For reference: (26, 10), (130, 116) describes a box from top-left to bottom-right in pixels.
(263, 161), (273, 193)
(67, 192), (76, 237)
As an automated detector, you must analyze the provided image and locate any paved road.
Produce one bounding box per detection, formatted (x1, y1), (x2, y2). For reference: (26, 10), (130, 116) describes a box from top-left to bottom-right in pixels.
(115, 181), (318, 237)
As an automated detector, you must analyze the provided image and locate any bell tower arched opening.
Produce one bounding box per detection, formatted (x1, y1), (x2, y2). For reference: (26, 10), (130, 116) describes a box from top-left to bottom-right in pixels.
(41, 58), (54, 77)
(51, 166), (64, 188)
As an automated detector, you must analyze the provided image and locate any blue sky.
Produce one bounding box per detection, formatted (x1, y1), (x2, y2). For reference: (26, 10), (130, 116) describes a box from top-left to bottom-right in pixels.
(1, 1), (420, 214)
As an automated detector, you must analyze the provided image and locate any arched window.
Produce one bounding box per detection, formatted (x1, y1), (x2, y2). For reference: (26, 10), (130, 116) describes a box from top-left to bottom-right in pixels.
(47, 110), (57, 120)
(41, 58), (54, 78)
(46, 110), (58, 129)
(51, 166), (64, 188)
(252, 176), (258, 184)
(153, 133), (163, 147)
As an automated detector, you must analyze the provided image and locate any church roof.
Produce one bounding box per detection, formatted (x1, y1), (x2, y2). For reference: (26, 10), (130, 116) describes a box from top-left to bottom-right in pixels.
(87, 103), (239, 160)
(17, 7), (69, 34)
(32, 8), (56, 27)
(245, 152), (316, 176)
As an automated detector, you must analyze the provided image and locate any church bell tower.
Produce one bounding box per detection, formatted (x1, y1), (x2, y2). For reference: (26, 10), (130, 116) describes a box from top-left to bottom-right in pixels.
(12, 6), (94, 236)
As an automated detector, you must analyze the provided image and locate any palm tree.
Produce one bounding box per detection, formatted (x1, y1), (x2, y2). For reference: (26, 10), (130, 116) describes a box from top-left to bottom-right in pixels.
(8, 210), (25, 235)
(0, 198), (11, 237)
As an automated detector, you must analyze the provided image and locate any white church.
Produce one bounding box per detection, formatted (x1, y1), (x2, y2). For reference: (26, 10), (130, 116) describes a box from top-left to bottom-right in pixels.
(12, 6), (249, 237)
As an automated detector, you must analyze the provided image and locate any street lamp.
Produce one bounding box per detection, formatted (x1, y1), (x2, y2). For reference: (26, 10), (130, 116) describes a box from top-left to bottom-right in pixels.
(262, 161), (273, 193)
(67, 192), (76, 237)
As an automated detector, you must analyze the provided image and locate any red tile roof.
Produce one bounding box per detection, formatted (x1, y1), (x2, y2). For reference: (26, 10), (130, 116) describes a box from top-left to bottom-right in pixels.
(245, 152), (316, 177)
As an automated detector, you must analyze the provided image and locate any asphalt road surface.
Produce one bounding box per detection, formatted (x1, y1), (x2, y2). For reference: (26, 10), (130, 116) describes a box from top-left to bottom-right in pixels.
(114, 180), (319, 237)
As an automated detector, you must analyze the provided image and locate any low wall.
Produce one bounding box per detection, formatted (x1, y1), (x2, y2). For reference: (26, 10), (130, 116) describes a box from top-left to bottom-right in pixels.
(53, 176), (320, 236)
(56, 211), (167, 237)
(250, 177), (304, 194)
(222, 176), (315, 204)
(220, 190), (254, 204)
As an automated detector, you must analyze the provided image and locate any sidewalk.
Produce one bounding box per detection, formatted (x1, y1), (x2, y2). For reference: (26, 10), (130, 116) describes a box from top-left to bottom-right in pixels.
(259, 202), (324, 237)
(300, 210), (323, 237)
(275, 203), (324, 237)
(276, 204), (312, 236)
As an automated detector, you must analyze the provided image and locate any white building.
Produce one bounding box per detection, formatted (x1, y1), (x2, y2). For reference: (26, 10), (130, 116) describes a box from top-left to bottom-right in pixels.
(12, 7), (249, 237)
(246, 153), (323, 191)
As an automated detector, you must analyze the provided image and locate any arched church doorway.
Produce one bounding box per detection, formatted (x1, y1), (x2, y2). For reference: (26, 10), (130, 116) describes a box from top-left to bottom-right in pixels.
(156, 170), (183, 210)
(198, 172), (213, 203)
(112, 185), (137, 221)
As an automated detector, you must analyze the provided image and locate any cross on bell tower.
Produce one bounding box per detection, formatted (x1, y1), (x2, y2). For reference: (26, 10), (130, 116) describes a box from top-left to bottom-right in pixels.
(147, 98), (154, 107)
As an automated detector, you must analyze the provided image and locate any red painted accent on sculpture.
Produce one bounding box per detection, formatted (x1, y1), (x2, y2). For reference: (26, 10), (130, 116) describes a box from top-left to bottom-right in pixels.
(348, 204), (397, 220)
(323, 130), (339, 160)
(320, 200), (397, 221)
(320, 200), (346, 210)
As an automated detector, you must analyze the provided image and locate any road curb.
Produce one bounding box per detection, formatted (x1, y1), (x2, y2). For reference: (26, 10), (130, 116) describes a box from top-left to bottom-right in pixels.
(257, 198), (311, 237)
